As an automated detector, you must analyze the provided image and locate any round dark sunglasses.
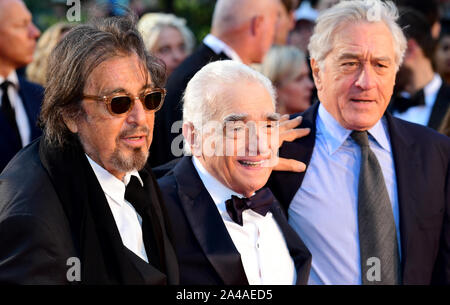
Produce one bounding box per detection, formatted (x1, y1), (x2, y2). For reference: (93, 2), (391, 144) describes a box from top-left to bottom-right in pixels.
(83, 88), (166, 115)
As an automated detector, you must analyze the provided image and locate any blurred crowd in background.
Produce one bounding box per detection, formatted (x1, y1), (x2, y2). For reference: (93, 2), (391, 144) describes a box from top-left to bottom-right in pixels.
(1, 0), (449, 172)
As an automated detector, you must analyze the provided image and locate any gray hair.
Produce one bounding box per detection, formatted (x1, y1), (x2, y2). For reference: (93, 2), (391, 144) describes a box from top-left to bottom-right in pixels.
(257, 45), (307, 87)
(182, 60), (276, 154)
(137, 13), (195, 55)
(39, 15), (166, 147)
(308, 0), (407, 70)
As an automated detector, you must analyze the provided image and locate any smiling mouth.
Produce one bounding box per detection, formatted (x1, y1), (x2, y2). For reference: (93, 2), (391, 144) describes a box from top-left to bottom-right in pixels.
(238, 160), (266, 167)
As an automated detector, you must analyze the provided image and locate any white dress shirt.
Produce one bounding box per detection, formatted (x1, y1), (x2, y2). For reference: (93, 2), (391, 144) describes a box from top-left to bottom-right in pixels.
(393, 73), (442, 126)
(87, 155), (149, 262)
(0, 71), (31, 146)
(203, 34), (243, 63)
(288, 104), (401, 285)
(192, 156), (296, 285)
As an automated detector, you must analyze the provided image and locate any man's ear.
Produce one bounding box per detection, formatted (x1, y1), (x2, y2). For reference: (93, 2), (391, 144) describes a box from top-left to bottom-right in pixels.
(310, 58), (323, 91)
(250, 15), (264, 36)
(405, 38), (421, 60)
(182, 122), (200, 156)
(63, 116), (78, 133)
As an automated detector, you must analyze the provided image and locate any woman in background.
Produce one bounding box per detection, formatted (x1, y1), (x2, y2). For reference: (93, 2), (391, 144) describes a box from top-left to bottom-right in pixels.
(138, 13), (195, 77)
(26, 22), (75, 86)
(258, 45), (314, 115)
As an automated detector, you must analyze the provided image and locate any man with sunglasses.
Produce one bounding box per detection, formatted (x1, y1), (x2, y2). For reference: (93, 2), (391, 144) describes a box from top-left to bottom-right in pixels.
(0, 16), (179, 284)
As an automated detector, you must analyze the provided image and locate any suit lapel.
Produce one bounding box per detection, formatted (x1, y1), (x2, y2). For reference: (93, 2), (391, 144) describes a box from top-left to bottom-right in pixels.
(173, 157), (248, 285)
(428, 83), (450, 130)
(385, 113), (419, 280)
(267, 102), (319, 210)
(270, 203), (312, 284)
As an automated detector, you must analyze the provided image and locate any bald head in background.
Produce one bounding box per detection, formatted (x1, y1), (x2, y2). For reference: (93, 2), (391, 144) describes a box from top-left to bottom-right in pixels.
(211, 0), (281, 64)
(0, 0), (40, 77)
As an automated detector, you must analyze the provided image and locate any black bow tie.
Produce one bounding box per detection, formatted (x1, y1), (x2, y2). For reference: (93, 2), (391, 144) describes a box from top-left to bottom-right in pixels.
(393, 89), (425, 113)
(225, 188), (275, 226)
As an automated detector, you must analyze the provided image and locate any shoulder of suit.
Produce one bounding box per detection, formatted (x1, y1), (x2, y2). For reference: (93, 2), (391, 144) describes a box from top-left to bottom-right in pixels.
(0, 140), (61, 221)
(18, 76), (44, 95)
(390, 116), (450, 151)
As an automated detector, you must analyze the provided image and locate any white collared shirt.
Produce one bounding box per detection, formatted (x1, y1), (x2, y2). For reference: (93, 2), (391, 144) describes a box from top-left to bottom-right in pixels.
(203, 34), (243, 63)
(0, 71), (31, 146)
(87, 155), (149, 262)
(393, 73), (442, 126)
(288, 104), (400, 285)
(192, 156), (296, 285)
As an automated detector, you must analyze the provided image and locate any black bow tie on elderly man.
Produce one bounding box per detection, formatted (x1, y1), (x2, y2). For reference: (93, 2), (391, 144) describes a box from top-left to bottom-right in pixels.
(225, 188), (275, 226)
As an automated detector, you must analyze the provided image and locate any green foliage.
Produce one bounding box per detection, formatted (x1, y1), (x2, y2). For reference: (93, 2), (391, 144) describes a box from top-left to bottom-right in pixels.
(172, 0), (216, 43)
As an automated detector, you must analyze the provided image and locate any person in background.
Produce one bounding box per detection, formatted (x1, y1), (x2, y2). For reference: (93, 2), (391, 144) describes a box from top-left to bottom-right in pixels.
(268, 0), (450, 285)
(257, 45), (314, 115)
(435, 19), (450, 85)
(274, 0), (298, 45)
(394, 0), (441, 39)
(390, 8), (449, 130)
(289, 2), (317, 54)
(138, 13), (195, 77)
(0, 0), (42, 172)
(158, 60), (311, 285)
(26, 22), (75, 86)
(150, 0), (281, 168)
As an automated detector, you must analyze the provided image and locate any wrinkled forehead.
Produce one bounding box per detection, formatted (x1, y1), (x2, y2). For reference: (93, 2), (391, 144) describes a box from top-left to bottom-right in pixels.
(330, 21), (396, 60)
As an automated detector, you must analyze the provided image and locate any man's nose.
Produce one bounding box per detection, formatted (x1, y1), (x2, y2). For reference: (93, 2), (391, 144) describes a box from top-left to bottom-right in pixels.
(355, 63), (376, 90)
(246, 123), (272, 156)
(127, 98), (149, 126)
(29, 22), (40, 39)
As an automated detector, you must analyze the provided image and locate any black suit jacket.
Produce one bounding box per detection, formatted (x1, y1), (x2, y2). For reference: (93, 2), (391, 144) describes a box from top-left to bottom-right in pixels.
(428, 83), (450, 130)
(268, 102), (450, 284)
(149, 43), (230, 168)
(0, 140), (179, 284)
(157, 156), (312, 285)
(0, 75), (43, 172)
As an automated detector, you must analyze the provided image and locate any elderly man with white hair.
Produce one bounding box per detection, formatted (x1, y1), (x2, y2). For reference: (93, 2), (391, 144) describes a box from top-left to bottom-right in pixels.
(150, 0), (282, 168)
(157, 60), (312, 285)
(268, 0), (450, 285)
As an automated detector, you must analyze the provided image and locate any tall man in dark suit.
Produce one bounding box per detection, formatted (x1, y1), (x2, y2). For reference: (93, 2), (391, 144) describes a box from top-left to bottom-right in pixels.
(0, 16), (178, 284)
(158, 60), (312, 285)
(390, 8), (449, 130)
(268, 0), (450, 284)
(150, 0), (282, 167)
(0, 0), (42, 172)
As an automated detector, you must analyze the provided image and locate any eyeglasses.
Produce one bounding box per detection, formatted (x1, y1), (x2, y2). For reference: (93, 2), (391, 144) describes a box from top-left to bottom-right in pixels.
(83, 88), (166, 115)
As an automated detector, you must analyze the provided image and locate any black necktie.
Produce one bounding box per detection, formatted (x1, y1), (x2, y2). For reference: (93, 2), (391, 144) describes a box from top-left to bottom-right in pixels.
(1, 81), (22, 150)
(351, 131), (401, 285)
(225, 187), (275, 226)
(125, 175), (164, 271)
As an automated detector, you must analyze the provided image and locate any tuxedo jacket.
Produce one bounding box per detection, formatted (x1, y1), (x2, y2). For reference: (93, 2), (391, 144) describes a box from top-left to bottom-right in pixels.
(268, 102), (450, 284)
(0, 139), (179, 284)
(149, 43), (230, 168)
(0, 76), (43, 172)
(157, 156), (312, 285)
(428, 83), (450, 130)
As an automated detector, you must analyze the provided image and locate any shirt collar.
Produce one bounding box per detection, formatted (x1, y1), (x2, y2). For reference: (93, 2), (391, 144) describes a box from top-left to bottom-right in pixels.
(0, 70), (19, 89)
(423, 73), (442, 106)
(86, 154), (143, 206)
(203, 34), (243, 63)
(192, 156), (244, 207)
(317, 103), (391, 154)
